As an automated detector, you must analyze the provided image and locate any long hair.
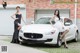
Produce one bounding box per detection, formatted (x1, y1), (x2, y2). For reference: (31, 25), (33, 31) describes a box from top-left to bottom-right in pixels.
(54, 9), (60, 20)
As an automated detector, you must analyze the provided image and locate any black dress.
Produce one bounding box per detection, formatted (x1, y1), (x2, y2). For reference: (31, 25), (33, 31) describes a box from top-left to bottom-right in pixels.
(11, 14), (22, 43)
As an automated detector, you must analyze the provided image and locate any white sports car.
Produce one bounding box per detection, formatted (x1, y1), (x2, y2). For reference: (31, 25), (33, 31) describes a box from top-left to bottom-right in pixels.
(19, 17), (79, 47)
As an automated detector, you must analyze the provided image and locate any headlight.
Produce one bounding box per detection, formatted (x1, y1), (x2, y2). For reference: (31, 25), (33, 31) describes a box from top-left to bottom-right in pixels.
(45, 31), (55, 35)
(20, 30), (23, 33)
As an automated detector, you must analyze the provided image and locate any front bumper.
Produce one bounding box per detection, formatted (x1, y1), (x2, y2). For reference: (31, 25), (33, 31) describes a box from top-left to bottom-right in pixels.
(19, 36), (53, 43)
(19, 32), (58, 44)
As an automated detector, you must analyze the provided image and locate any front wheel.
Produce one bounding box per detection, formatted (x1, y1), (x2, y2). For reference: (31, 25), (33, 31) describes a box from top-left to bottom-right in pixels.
(19, 41), (23, 45)
(19, 41), (25, 45)
(73, 30), (79, 42)
(56, 33), (62, 47)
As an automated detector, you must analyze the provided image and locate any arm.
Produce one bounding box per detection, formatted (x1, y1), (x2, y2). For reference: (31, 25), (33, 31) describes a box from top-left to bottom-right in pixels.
(11, 13), (20, 26)
(11, 13), (18, 20)
(60, 18), (65, 29)
(50, 18), (53, 26)
(50, 16), (55, 26)
(17, 17), (26, 29)
(21, 15), (26, 25)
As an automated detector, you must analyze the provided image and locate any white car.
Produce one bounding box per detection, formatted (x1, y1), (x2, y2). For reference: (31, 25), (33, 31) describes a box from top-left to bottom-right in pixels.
(19, 17), (79, 47)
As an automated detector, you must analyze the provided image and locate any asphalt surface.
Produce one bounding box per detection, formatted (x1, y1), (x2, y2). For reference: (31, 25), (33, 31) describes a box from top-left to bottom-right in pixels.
(0, 36), (47, 53)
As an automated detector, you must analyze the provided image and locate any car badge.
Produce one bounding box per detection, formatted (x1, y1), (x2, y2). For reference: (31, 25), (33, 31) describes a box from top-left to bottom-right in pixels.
(31, 35), (34, 38)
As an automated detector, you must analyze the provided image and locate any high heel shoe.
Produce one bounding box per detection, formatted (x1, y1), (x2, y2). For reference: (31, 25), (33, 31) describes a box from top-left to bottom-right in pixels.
(11, 41), (15, 43)
(64, 45), (68, 49)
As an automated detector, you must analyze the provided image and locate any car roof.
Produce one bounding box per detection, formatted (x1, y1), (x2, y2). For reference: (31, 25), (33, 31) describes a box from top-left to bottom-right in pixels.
(40, 16), (69, 19)
(60, 17), (69, 19)
(40, 16), (52, 18)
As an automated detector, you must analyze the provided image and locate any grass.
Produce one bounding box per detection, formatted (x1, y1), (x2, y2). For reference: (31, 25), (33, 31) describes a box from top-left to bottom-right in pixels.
(25, 41), (80, 53)
(1, 36), (80, 53)
(38, 48), (79, 53)
(36, 46), (80, 53)
(2, 36), (12, 42)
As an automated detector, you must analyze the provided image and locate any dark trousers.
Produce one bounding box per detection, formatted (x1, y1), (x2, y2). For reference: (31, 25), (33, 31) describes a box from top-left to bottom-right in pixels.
(11, 21), (20, 43)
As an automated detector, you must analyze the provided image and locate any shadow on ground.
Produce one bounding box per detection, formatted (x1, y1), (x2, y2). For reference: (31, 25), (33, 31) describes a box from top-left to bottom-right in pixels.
(21, 40), (80, 48)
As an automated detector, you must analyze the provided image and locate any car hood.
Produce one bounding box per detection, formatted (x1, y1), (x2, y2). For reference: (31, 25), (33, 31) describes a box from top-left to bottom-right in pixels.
(21, 24), (56, 34)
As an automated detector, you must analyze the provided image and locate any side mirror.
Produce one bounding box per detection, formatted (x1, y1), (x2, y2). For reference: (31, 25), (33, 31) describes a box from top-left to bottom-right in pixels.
(31, 21), (34, 24)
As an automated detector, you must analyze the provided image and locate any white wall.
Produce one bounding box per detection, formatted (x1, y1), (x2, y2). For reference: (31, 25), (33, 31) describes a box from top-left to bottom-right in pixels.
(35, 9), (70, 20)
(0, 4), (26, 35)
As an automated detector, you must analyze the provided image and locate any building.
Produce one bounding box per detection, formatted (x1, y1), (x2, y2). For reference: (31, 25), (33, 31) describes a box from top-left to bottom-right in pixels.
(26, 0), (80, 19)
(0, 0), (80, 35)
(0, 0), (80, 18)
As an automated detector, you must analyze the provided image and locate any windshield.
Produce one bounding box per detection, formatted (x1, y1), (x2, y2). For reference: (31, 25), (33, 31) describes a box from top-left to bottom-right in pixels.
(34, 18), (55, 24)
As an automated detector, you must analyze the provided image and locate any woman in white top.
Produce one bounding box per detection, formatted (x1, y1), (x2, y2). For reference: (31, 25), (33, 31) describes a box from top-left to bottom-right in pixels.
(50, 9), (69, 48)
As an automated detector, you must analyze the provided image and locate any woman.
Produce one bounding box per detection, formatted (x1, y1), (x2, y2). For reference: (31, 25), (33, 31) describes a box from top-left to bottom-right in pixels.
(11, 6), (26, 43)
(50, 9), (69, 48)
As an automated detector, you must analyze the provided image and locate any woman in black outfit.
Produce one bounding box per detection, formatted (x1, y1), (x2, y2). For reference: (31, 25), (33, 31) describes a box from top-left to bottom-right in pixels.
(11, 6), (26, 43)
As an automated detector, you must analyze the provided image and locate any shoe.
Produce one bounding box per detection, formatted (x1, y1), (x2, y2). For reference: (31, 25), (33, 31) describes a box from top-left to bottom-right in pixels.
(11, 41), (15, 43)
(15, 40), (19, 44)
(64, 45), (68, 49)
(11, 40), (16, 43)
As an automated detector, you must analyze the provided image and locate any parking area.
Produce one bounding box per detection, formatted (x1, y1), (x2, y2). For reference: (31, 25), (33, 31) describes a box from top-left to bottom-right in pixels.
(0, 36), (47, 53)
(0, 35), (80, 53)
(27, 41), (80, 53)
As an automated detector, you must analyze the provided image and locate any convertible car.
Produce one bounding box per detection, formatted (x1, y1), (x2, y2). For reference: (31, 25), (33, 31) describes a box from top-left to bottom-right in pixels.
(19, 17), (79, 47)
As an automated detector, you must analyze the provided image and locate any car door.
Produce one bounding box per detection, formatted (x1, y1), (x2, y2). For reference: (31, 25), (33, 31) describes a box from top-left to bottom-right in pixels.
(64, 18), (75, 39)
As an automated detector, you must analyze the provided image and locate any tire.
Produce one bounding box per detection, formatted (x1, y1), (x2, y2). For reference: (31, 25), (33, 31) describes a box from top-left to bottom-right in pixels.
(19, 41), (24, 45)
(73, 30), (79, 42)
(56, 33), (62, 47)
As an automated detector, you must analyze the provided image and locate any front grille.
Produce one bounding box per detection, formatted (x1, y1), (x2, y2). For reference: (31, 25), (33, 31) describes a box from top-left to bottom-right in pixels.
(24, 33), (43, 39)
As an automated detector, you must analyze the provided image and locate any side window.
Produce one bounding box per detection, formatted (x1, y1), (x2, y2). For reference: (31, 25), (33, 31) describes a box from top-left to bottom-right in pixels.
(64, 18), (73, 26)
(50, 18), (55, 24)
(51, 21), (55, 24)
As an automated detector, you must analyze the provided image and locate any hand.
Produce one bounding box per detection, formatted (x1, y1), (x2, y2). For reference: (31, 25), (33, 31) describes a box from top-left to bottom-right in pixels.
(18, 23), (21, 27)
(17, 23), (22, 30)
(18, 26), (21, 30)
(15, 18), (18, 20)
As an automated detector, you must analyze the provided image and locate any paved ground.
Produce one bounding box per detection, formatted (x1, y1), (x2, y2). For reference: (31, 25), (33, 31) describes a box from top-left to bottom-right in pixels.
(0, 36), (47, 53)
(0, 36), (80, 53)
